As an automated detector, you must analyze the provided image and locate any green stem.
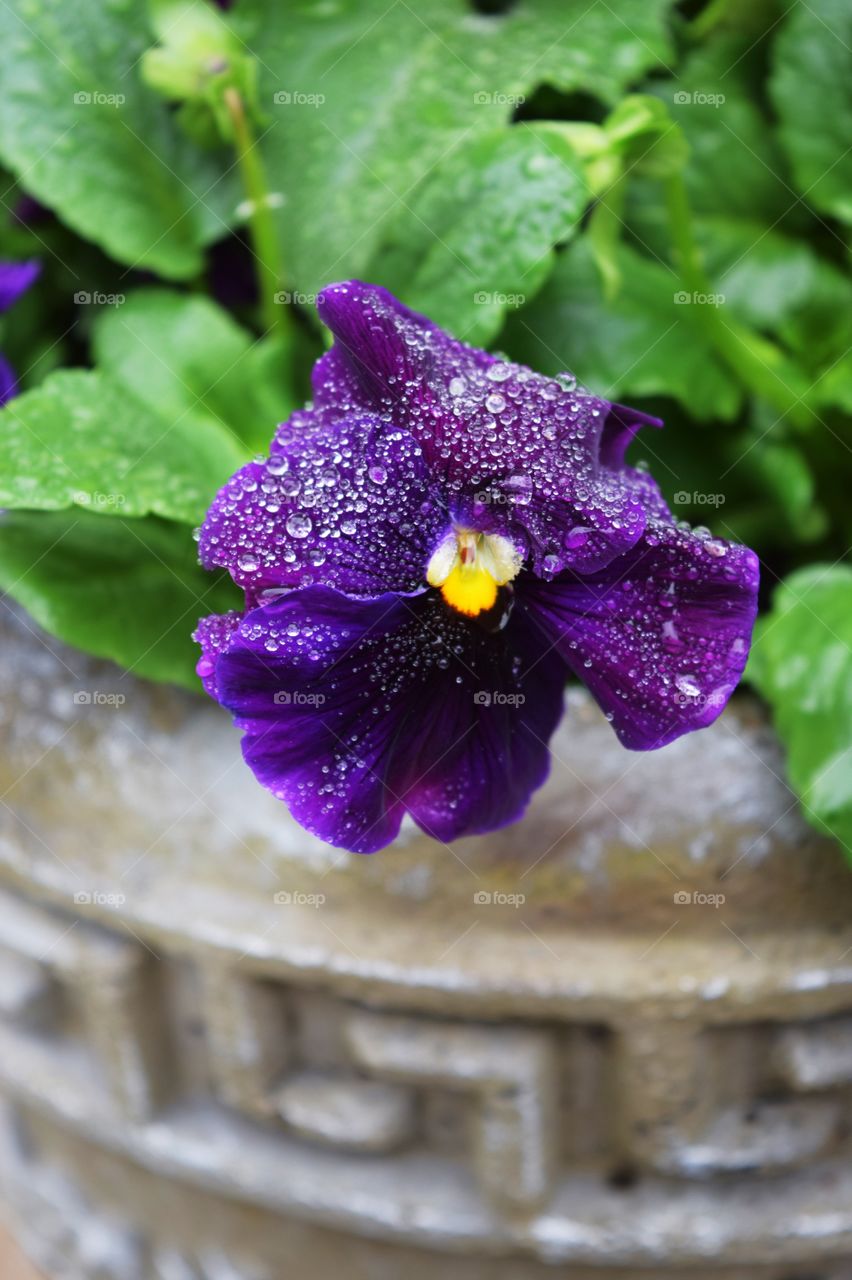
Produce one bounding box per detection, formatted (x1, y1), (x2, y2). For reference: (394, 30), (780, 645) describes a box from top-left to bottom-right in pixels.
(224, 87), (288, 343)
(688, 0), (734, 40)
(588, 173), (626, 301)
(664, 173), (815, 428)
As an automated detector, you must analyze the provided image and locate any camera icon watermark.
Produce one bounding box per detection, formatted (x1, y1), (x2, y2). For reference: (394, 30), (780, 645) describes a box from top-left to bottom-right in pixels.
(473, 890), (525, 907)
(473, 289), (526, 307)
(74, 889), (127, 907)
(72, 490), (126, 508)
(273, 290), (319, 306)
(73, 91), (125, 107)
(273, 690), (326, 706)
(273, 890), (326, 907)
(673, 90), (725, 107)
(674, 290), (724, 307)
(673, 889), (725, 908)
(73, 690), (126, 707)
(472, 90), (526, 107)
(273, 90), (325, 107)
(673, 490), (726, 507)
(473, 690), (526, 707)
(74, 291), (125, 307)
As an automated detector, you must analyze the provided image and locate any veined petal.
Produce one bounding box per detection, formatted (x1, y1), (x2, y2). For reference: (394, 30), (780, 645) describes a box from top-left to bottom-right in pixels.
(522, 522), (760, 749)
(199, 412), (446, 603)
(314, 280), (662, 576)
(211, 586), (567, 852)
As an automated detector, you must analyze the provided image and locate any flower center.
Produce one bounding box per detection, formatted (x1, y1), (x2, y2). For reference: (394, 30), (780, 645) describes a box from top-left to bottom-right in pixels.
(426, 528), (521, 617)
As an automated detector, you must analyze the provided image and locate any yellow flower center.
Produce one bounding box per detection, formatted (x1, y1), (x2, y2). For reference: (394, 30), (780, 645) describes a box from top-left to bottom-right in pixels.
(426, 528), (522, 617)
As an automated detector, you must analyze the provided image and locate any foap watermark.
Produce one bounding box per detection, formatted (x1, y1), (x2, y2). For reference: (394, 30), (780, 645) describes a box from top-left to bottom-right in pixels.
(74, 890), (127, 907)
(473, 691), (525, 707)
(273, 90), (325, 107)
(274, 890), (326, 907)
(673, 90), (725, 107)
(673, 490), (726, 508)
(74, 291), (125, 307)
(474, 890), (525, 907)
(473, 290), (525, 308)
(672, 677), (726, 710)
(473, 488), (527, 506)
(673, 890), (725, 908)
(274, 290), (319, 306)
(73, 690), (126, 707)
(73, 90), (125, 107)
(674, 290), (725, 307)
(273, 690), (326, 706)
(73, 490), (126, 509)
(473, 90), (526, 107)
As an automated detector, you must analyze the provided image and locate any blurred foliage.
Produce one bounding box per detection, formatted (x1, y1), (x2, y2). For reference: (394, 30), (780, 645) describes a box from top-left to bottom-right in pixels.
(0, 0), (849, 851)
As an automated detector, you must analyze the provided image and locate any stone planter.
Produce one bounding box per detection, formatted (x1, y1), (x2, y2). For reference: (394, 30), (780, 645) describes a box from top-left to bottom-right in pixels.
(1, 603), (852, 1280)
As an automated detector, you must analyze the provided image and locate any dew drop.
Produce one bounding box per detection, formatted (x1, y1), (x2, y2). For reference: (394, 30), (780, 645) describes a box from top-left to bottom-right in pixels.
(286, 513), (312, 538)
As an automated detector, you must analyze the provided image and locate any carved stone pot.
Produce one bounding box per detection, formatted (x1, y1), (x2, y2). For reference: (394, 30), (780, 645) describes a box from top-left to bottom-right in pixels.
(1, 605), (852, 1280)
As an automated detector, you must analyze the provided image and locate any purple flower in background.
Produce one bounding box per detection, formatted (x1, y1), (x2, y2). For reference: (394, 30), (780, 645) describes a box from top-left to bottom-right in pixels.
(0, 259), (39, 405)
(196, 282), (759, 853)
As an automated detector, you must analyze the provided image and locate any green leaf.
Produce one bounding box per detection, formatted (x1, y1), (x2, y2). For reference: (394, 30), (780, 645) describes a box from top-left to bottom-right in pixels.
(771, 0), (852, 224)
(626, 35), (801, 256)
(748, 566), (852, 861)
(0, 0), (238, 277)
(0, 510), (240, 689)
(671, 35), (797, 224)
(814, 357), (852, 414)
(0, 368), (244, 525)
(235, 0), (674, 293)
(372, 125), (587, 345)
(503, 237), (742, 420)
(697, 220), (852, 366)
(92, 289), (292, 452)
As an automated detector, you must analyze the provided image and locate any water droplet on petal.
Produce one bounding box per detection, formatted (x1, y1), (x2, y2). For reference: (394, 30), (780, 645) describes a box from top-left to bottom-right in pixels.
(286, 513), (312, 538)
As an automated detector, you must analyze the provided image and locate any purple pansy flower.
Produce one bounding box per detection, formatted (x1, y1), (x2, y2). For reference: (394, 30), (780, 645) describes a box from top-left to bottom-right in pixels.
(0, 259), (39, 405)
(195, 282), (759, 853)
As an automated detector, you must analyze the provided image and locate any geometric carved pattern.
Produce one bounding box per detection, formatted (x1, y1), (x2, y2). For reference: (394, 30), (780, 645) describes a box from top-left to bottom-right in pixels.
(775, 1014), (852, 1091)
(273, 1071), (415, 1151)
(198, 964), (416, 1151)
(346, 1008), (558, 1210)
(2, 884), (852, 1270)
(198, 962), (291, 1119)
(613, 1019), (843, 1175)
(0, 888), (170, 1123)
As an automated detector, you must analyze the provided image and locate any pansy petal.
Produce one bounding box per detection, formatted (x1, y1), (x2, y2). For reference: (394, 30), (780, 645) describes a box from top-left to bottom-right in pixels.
(193, 610), (242, 699)
(600, 401), (663, 469)
(316, 281), (450, 405)
(0, 354), (19, 406)
(212, 586), (567, 852)
(315, 282), (662, 575)
(199, 412), (446, 603)
(522, 522), (759, 750)
(0, 259), (39, 312)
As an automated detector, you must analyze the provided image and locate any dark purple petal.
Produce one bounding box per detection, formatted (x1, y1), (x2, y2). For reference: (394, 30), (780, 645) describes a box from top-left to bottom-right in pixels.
(199, 412), (447, 603)
(210, 586), (567, 852)
(194, 610), (242, 699)
(195, 279), (760, 849)
(0, 259), (39, 312)
(314, 281), (659, 576)
(0, 354), (19, 406)
(521, 522), (760, 749)
(600, 402), (663, 469)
